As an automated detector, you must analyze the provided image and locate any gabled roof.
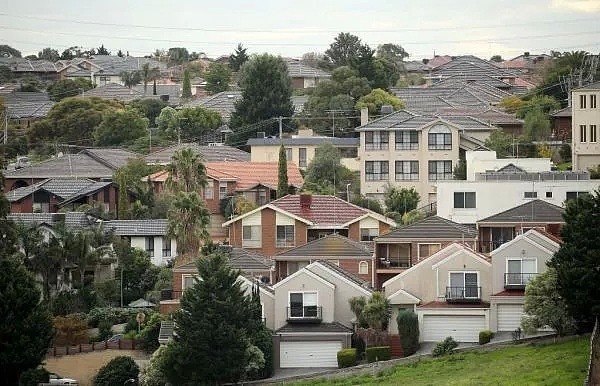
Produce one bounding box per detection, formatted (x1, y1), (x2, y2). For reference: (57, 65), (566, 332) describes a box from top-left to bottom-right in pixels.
(83, 83), (143, 102)
(5, 178), (95, 202)
(229, 248), (274, 271)
(145, 143), (250, 164)
(7, 212), (97, 230)
(246, 137), (358, 146)
(376, 216), (477, 241)
(103, 219), (168, 236)
(496, 163), (527, 173)
(285, 59), (331, 78)
(275, 234), (372, 259)
(184, 91), (241, 121)
(356, 109), (497, 132)
(551, 106), (572, 118)
(309, 260), (372, 293)
(478, 199), (565, 224)
(80, 148), (139, 170)
(490, 228), (560, 257)
(206, 162), (304, 190)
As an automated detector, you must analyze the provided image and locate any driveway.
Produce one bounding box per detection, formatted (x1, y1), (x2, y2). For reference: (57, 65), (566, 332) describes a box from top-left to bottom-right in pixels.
(270, 367), (333, 381)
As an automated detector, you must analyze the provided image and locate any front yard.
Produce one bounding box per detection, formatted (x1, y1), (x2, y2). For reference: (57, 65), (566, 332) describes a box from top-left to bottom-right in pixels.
(289, 337), (589, 386)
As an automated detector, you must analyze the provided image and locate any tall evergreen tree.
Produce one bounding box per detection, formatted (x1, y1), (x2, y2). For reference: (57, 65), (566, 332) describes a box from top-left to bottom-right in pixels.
(229, 43), (249, 72)
(277, 145), (288, 198)
(0, 171), (17, 256)
(117, 173), (129, 219)
(181, 69), (192, 99)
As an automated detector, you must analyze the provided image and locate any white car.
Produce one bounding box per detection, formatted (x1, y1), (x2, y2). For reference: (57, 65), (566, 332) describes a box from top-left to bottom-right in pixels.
(49, 373), (79, 385)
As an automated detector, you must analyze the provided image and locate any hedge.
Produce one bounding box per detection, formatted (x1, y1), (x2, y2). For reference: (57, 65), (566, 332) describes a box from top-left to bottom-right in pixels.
(432, 337), (458, 357)
(337, 348), (357, 368)
(397, 309), (419, 356)
(365, 346), (391, 363)
(479, 330), (494, 345)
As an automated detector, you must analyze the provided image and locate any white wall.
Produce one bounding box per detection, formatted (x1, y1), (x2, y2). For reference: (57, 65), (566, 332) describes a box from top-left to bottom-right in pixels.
(466, 151), (551, 181)
(571, 88), (600, 171)
(436, 179), (600, 223)
(130, 236), (177, 266)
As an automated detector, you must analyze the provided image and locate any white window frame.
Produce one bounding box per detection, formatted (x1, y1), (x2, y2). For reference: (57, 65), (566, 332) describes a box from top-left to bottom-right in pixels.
(204, 180), (214, 200)
(145, 236), (155, 257)
(358, 261), (369, 275)
(162, 238), (172, 257)
(524, 191), (538, 199)
(360, 227), (379, 241)
(181, 274), (199, 291)
(219, 182), (228, 199)
(242, 225), (261, 248)
(285, 148), (293, 161)
(288, 291), (319, 318)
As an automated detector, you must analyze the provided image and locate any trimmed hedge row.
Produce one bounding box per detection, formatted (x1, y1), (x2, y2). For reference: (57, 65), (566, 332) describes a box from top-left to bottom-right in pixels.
(337, 348), (357, 368)
(366, 346), (391, 363)
(479, 330), (494, 345)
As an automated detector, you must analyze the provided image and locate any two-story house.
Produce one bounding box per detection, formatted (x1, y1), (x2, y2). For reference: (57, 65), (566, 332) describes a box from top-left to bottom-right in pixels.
(383, 243), (492, 343)
(571, 81), (600, 171)
(489, 229), (560, 332)
(356, 110), (498, 205)
(221, 194), (396, 263)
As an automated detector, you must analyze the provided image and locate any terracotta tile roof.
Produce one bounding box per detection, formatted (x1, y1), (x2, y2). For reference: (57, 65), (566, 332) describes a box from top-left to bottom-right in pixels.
(270, 195), (371, 227)
(275, 322), (352, 334)
(206, 162), (304, 190)
(419, 301), (490, 308)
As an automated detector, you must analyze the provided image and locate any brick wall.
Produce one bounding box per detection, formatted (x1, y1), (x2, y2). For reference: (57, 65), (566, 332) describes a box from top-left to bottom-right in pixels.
(348, 222), (360, 241)
(339, 258), (372, 284)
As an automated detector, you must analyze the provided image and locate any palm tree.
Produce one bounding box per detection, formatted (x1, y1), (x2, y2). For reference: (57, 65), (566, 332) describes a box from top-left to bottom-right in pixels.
(120, 70), (142, 88)
(28, 235), (68, 300)
(63, 226), (114, 289)
(167, 191), (211, 257)
(362, 291), (392, 330)
(165, 148), (208, 193)
(141, 63), (161, 95)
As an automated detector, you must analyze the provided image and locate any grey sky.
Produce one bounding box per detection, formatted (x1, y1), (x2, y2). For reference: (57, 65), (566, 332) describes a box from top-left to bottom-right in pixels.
(1, 0), (599, 60)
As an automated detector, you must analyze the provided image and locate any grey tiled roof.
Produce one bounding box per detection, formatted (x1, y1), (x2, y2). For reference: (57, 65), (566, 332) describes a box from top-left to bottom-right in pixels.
(551, 106), (572, 117)
(103, 219), (168, 236)
(356, 110), (497, 132)
(285, 59), (331, 78)
(431, 55), (519, 78)
(376, 216), (477, 241)
(83, 83), (143, 102)
(229, 247), (274, 271)
(478, 200), (565, 224)
(60, 181), (113, 205)
(5, 178), (95, 202)
(247, 137), (358, 146)
(81, 148), (138, 169)
(184, 91), (241, 120)
(314, 259), (372, 290)
(131, 84), (181, 105)
(0, 58), (58, 73)
(83, 55), (165, 76)
(275, 322), (352, 334)
(276, 234), (371, 258)
(574, 81), (600, 91)
(7, 212), (97, 230)
(6, 102), (54, 119)
(145, 143), (250, 164)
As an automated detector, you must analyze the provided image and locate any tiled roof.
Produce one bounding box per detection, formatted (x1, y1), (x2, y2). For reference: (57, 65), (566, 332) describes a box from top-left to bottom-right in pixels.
(270, 195), (372, 227)
(103, 219), (168, 236)
(551, 106), (572, 118)
(145, 143), (250, 164)
(5, 178), (95, 202)
(419, 301), (490, 309)
(81, 148), (138, 170)
(84, 55), (165, 76)
(314, 259), (372, 289)
(356, 109), (497, 132)
(6, 101), (54, 119)
(206, 162), (304, 190)
(59, 181), (114, 205)
(83, 83), (143, 102)
(376, 216), (477, 241)
(276, 234), (372, 258)
(492, 290), (525, 297)
(478, 199), (565, 224)
(285, 59), (331, 78)
(275, 322), (352, 334)
(0, 58), (58, 73)
(574, 81), (600, 91)
(432, 55), (519, 78)
(7, 212), (96, 230)
(184, 91), (241, 121)
(229, 247), (274, 271)
(246, 137), (358, 146)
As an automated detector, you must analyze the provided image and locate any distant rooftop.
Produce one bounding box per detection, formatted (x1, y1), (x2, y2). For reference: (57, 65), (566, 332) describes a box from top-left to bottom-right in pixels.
(475, 170), (590, 181)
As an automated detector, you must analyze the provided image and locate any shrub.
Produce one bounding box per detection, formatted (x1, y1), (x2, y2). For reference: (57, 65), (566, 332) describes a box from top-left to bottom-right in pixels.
(138, 313), (164, 353)
(351, 334), (366, 359)
(365, 346), (391, 363)
(53, 314), (89, 346)
(432, 337), (458, 357)
(479, 330), (494, 345)
(88, 307), (154, 328)
(19, 367), (50, 386)
(94, 356), (139, 386)
(337, 348), (357, 368)
(247, 324), (273, 380)
(397, 309), (419, 356)
(97, 319), (113, 341)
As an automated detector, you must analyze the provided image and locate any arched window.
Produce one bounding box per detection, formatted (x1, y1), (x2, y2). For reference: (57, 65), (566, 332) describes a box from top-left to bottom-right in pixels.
(428, 124), (452, 150)
(358, 261), (369, 275)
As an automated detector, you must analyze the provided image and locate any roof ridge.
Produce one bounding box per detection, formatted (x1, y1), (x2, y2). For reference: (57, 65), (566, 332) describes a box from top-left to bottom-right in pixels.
(478, 199), (565, 222)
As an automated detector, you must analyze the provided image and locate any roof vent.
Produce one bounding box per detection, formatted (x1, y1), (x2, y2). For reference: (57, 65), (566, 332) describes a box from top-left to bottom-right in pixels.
(300, 193), (312, 209)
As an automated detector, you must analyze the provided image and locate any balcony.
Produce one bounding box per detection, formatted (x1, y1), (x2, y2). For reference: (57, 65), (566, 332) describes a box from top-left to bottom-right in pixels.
(377, 257), (410, 270)
(286, 306), (323, 323)
(445, 286), (482, 303)
(504, 273), (537, 289)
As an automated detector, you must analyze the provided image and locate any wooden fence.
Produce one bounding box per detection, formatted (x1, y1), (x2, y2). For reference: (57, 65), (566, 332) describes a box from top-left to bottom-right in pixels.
(46, 339), (140, 357)
(585, 318), (599, 386)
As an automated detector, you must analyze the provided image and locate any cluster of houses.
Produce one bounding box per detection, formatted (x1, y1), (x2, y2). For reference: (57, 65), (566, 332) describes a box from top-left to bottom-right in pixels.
(3, 52), (600, 369)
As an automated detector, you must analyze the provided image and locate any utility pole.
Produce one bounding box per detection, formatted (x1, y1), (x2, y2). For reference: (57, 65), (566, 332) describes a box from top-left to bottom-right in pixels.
(3, 107), (7, 145)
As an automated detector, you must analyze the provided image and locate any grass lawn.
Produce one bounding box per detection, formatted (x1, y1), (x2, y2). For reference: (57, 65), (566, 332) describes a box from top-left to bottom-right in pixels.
(289, 337), (589, 386)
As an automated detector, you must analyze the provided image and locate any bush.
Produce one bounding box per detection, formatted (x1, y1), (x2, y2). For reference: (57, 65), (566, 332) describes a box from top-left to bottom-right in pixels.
(19, 367), (50, 386)
(94, 356), (139, 386)
(479, 330), (494, 345)
(351, 334), (365, 359)
(138, 313), (164, 353)
(88, 307), (154, 328)
(247, 324), (274, 380)
(365, 346), (391, 363)
(53, 314), (89, 346)
(432, 337), (458, 357)
(97, 319), (113, 341)
(397, 309), (419, 356)
(337, 348), (357, 368)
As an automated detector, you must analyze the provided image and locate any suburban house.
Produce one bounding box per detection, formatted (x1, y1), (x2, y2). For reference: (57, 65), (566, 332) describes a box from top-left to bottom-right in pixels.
(285, 58), (331, 89)
(383, 243), (492, 343)
(2, 90), (54, 128)
(0, 57), (60, 81)
(272, 234), (375, 286)
(144, 143), (250, 165)
(476, 200), (565, 253)
(222, 194), (396, 259)
(103, 219), (176, 267)
(6, 178), (121, 215)
(356, 109), (498, 205)
(247, 129), (359, 170)
(551, 106), (572, 142)
(83, 83), (145, 102)
(4, 148), (138, 192)
(571, 81), (600, 171)
(62, 55), (166, 86)
(373, 216), (477, 288)
(489, 229), (560, 333)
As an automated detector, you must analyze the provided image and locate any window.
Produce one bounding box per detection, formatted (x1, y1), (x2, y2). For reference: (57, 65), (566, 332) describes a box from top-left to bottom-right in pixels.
(591, 125), (597, 142)
(418, 243), (441, 260)
(358, 261), (369, 275)
(145, 236), (155, 257)
(580, 125), (587, 142)
(428, 125), (452, 150)
(219, 182), (228, 199)
(546, 191), (553, 198)
(339, 147), (358, 158)
(591, 94), (597, 109)
(299, 148), (307, 168)
(285, 148), (293, 161)
(507, 259), (537, 286)
(104, 189), (110, 203)
(162, 239), (172, 257)
(524, 191), (537, 198)
(453, 192), (476, 209)
(428, 160), (452, 180)
(395, 130), (419, 150)
(580, 94), (587, 109)
(360, 228), (379, 241)
(287, 261), (308, 275)
(566, 191), (589, 200)
(182, 274), (198, 291)
(448, 272), (479, 299)
(365, 131), (389, 150)
(204, 180), (214, 200)
(365, 161), (389, 181)
(395, 161), (419, 180)
(289, 292), (318, 318)
(32, 202), (50, 213)
(276, 225), (295, 247)
(242, 225), (261, 248)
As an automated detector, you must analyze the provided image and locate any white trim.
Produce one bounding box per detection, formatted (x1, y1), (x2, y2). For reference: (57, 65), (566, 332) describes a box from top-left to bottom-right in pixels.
(181, 274), (198, 291)
(387, 288), (421, 304)
(505, 257), (538, 275)
(222, 204), (313, 227)
(490, 231), (557, 257)
(431, 249), (492, 269)
(341, 213), (396, 228)
(237, 275), (275, 299)
(287, 290), (319, 319)
(358, 261), (369, 275)
(273, 266), (336, 290)
(306, 261), (371, 296)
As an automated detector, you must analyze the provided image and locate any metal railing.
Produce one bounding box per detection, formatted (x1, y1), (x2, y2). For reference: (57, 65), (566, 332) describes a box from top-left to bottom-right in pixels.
(377, 257), (410, 269)
(504, 273), (537, 288)
(445, 286), (481, 302)
(286, 306), (323, 322)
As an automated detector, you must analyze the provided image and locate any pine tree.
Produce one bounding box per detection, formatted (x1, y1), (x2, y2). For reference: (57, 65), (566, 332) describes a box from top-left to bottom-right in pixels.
(181, 69), (192, 99)
(229, 43), (249, 72)
(277, 145), (288, 198)
(117, 173), (129, 219)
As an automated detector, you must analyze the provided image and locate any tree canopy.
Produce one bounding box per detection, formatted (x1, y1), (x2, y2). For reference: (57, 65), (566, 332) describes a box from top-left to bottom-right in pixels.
(325, 32), (364, 68)
(277, 145), (289, 198)
(355, 88), (405, 114)
(47, 78), (94, 102)
(204, 63), (232, 94)
(384, 186), (420, 218)
(156, 105), (222, 142)
(37, 47), (60, 62)
(302, 142), (358, 195)
(0, 44), (21, 58)
(229, 43), (249, 72)
(94, 108), (149, 146)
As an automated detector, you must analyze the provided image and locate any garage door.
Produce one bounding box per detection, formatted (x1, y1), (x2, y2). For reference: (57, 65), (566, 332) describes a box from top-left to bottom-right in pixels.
(422, 315), (485, 342)
(498, 304), (524, 332)
(280, 341), (342, 368)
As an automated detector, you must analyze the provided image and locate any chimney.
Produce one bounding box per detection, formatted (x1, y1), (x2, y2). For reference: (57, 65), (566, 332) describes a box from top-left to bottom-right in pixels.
(360, 107), (369, 126)
(380, 105), (393, 115)
(300, 193), (312, 209)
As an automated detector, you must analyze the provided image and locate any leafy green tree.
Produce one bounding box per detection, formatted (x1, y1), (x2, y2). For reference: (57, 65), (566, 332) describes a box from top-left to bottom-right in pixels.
(350, 292), (392, 330)
(93, 356), (139, 386)
(499, 96), (526, 114)
(139, 313), (164, 353)
(117, 172), (129, 220)
(351, 194), (384, 214)
(167, 192), (210, 257)
(376, 43), (409, 65)
(355, 88), (404, 114)
(401, 209), (425, 225)
(128, 98), (167, 126)
(396, 309), (419, 356)
(453, 158), (466, 180)
(167, 47), (189, 65)
(349, 296), (367, 327)
(19, 367), (50, 386)
(63, 225), (114, 289)
(229, 43), (249, 72)
(37, 47), (60, 62)
(113, 238), (160, 305)
(0, 258), (53, 386)
(156, 106), (178, 134)
(277, 145), (289, 198)
(490, 54), (503, 62)
(549, 189), (600, 321)
(0, 44), (21, 57)
(120, 71), (142, 88)
(205, 63), (232, 94)
(140, 63), (161, 96)
(325, 32), (364, 68)
(0, 171), (18, 256)
(516, 95), (560, 119)
(161, 251), (262, 385)
(0, 65), (14, 83)
(384, 186), (420, 216)
(522, 108), (551, 142)
(94, 108), (149, 146)
(173, 106), (223, 141)
(521, 268), (575, 336)
(47, 78), (94, 101)
(114, 157), (160, 217)
(303, 142), (358, 195)
(484, 130), (514, 158)
(539, 50), (596, 103)
(181, 69), (192, 99)
(27, 234), (68, 300)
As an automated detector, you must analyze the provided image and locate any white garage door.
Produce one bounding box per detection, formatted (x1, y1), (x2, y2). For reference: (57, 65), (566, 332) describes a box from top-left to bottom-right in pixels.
(422, 315), (485, 342)
(280, 341), (342, 368)
(498, 304), (525, 332)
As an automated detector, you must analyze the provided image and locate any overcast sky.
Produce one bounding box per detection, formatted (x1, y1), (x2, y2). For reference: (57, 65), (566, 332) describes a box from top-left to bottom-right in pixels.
(1, 0), (599, 61)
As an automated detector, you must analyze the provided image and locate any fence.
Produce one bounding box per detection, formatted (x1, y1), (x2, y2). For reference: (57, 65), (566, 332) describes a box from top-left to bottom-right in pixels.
(46, 339), (140, 357)
(585, 318), (599, 386)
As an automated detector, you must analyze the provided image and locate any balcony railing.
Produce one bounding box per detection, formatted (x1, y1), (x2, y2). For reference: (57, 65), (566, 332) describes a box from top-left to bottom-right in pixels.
(377, 257), (410, 269)
(286, 306), (323, 323)
(445, 286), (482, 303)
(504, 273), (537, 289)
(478, 240), (512, 253)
